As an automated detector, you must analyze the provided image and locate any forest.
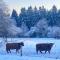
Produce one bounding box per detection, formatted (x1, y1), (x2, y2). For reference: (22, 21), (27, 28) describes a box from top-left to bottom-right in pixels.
(11, 5), (60, 38)
(1, 0), (60, 38)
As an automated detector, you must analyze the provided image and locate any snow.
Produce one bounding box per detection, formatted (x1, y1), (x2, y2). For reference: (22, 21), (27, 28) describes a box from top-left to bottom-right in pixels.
(0, 38), (60, 60)
(0, 55), (59, 60)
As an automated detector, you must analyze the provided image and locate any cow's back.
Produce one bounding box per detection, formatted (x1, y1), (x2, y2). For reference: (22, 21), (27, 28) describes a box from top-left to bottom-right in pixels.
(6, 43), (19, 49)
(36, 43), (54, 52)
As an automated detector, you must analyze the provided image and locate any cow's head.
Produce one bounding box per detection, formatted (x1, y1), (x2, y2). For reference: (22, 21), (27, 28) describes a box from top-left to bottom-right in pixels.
(18, 42), (24, 47)
(49, 43), (54, 48)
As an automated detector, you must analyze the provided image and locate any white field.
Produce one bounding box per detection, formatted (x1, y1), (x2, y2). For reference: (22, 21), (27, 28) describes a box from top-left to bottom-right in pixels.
(0, 38), (60, 60)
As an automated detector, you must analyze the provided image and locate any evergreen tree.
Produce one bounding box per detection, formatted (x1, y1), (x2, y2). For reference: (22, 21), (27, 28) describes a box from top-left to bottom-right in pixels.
(57, 10), (60, 26)
(47, 5), (57, 26)
(11, 9), (18, 26)
(26, 6), (34, 29)
(33, 6), (39, 26)
(19, 7), (27, 27)
(39, 6), (47, 19)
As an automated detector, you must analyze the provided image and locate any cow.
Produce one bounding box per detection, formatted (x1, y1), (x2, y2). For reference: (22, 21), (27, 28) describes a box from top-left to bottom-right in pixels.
(36, 43), (54, 54)
(6, 42), (24, 56)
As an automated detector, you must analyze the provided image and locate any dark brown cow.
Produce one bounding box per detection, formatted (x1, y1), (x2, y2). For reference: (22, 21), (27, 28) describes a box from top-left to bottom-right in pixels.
(6, 42), (24, 56)
(36, 43), (54, 54)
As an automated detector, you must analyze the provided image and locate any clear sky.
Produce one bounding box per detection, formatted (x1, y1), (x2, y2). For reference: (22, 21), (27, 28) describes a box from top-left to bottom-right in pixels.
(4, 0), (60, 13)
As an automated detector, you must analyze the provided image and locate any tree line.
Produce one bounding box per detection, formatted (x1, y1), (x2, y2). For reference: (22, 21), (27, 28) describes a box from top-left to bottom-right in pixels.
(11, 5), (60, 28)
(1, 0), (60, 38)
(11, 5), (60, 38)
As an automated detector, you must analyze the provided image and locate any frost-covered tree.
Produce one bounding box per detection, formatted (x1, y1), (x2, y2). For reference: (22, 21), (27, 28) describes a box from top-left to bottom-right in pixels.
(0, 0), (22, 41)
(0, 0), (9, 37)
(25, 18), (48, 37)
(39, 6), (47, 19)
(35, 18), (48, 37)
(18, 7), (27, 27)
(47, 26), (60, 38)
(21, 22), (29, 37)
(11, 9), (18, 26)
(47, 5), (57, 26)
(24, 27), (37, 37)
(8, 22), (22, 37)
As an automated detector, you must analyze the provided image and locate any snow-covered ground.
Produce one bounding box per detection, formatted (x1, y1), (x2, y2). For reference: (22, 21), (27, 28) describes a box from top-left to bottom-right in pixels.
(0, 38), (60, 60)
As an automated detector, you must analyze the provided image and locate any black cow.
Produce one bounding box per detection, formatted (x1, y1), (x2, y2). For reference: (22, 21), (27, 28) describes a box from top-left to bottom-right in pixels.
(6, 42), (24, 56)
(36, 43), (54, 54)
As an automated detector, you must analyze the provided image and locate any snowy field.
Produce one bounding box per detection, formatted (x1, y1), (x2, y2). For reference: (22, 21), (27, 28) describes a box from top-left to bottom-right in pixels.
(0, 38), (60, 60)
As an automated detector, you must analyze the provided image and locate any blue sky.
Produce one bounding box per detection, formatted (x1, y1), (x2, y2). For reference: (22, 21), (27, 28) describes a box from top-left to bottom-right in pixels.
(4, 0), (60, 13)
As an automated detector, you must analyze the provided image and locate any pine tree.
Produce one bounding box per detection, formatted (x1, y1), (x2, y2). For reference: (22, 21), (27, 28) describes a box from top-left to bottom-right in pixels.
(11, 9), (18, 26)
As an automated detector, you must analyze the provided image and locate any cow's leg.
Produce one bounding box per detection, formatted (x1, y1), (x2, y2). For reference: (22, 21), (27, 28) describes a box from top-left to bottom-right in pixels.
(9, 50), (11, 53)
(45, 50), (47, 53)
(48, 50), (50, 54)
(20, 48), (22, 56)
(6, 48), (9, 53)
(40, 50), (42, 53)
(16, 49), (20, 54)
(36, 49), (38, 54)
(6, 49), (10, 53)
(6, 50), (9, 53)
(7, 49), (11, 53)
(18, 50), (19, 53)
(16, 49), (18, 53)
